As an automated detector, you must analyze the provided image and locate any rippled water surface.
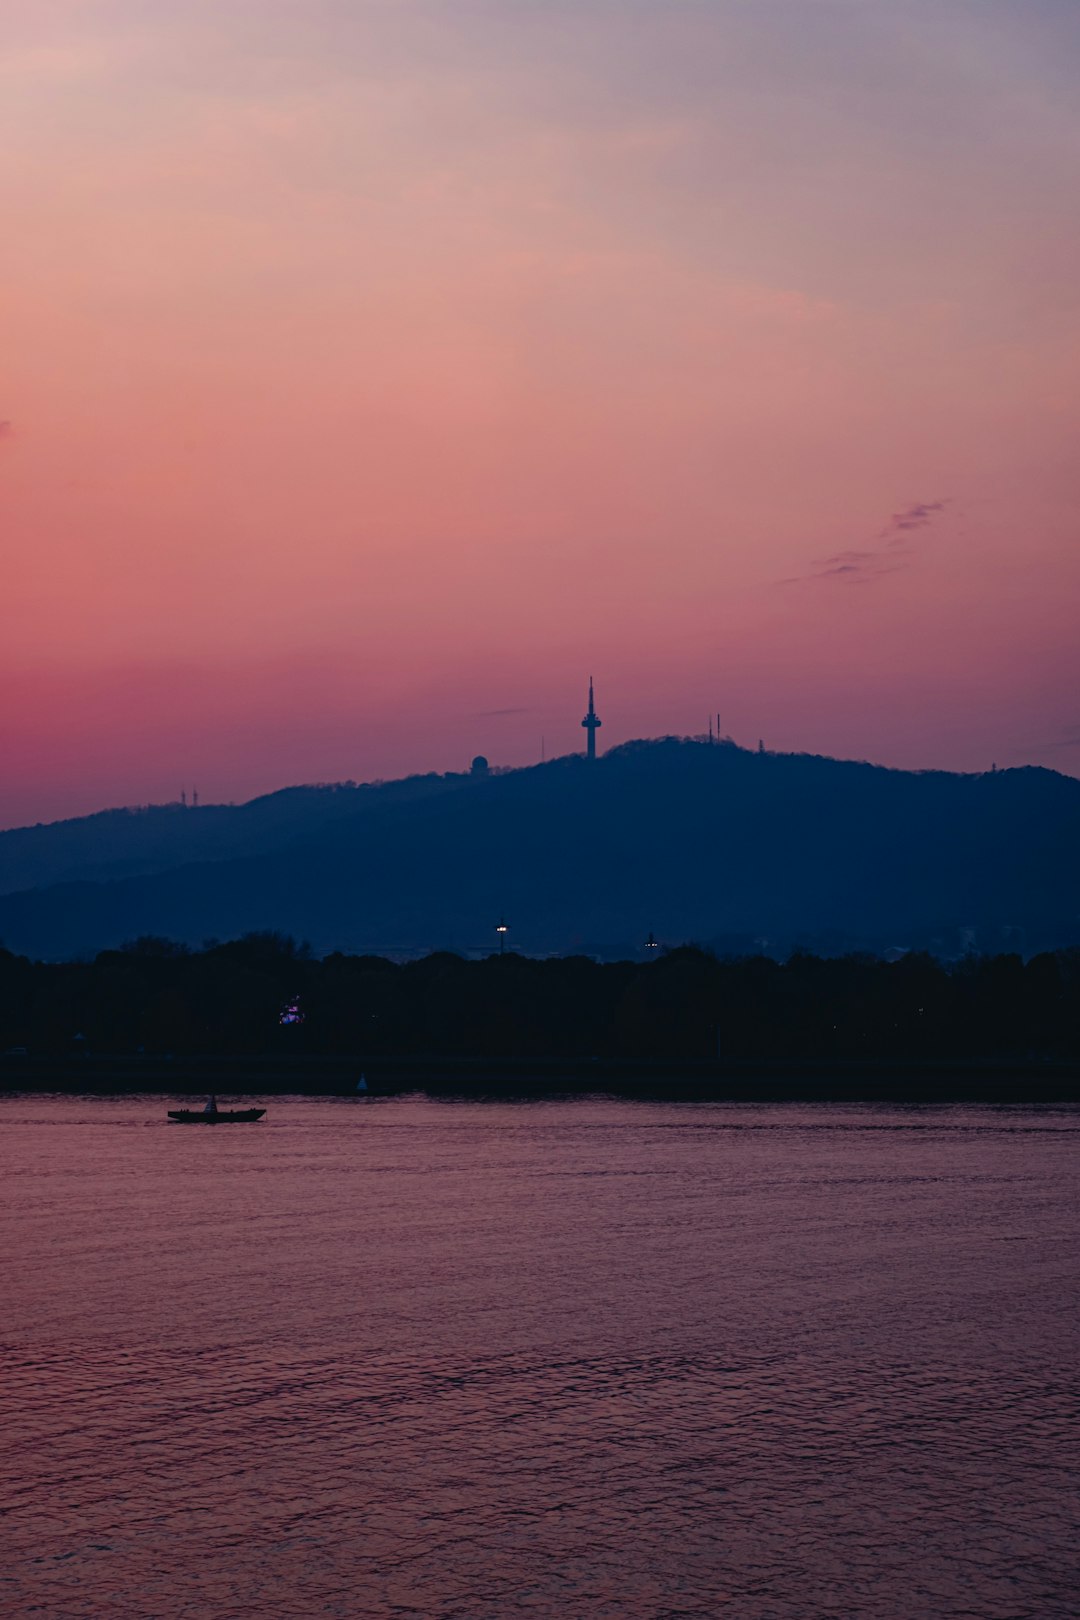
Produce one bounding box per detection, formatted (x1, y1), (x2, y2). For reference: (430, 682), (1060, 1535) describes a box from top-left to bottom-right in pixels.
(2, 1095), (1079, 1618)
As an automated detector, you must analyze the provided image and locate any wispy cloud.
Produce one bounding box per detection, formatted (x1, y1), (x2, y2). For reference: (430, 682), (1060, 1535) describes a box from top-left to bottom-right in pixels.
(820, 548), (874, 570)
(881, 499), (950, 540)
(0, 420), (12, 440)
(782, 497), (952, 585)
(1042, 722), (1080, 752)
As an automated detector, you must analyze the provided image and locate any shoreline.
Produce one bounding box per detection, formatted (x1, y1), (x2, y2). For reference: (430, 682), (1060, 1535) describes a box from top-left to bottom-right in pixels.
(3, 1053), (1080, 1103)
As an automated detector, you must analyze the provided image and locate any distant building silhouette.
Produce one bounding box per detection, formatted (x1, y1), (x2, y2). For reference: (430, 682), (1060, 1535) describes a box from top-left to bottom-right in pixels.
(471, 755), (490, 776)
(582, 677), (602, 761)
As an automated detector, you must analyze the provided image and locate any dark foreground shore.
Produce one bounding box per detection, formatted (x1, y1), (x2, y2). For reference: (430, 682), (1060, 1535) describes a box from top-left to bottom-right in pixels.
(4, 1053), (1080, 1103)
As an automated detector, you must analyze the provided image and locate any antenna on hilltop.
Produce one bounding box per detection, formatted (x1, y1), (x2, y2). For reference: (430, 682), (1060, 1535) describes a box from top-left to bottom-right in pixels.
(581, 676), (602, 761)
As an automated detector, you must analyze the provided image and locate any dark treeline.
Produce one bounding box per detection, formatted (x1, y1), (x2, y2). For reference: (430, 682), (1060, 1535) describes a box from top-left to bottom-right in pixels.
(2, 934), (1079, 1064)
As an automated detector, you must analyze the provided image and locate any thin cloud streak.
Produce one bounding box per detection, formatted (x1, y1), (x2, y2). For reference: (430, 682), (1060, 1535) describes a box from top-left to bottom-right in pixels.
(784, 498), (952, 585)
(881, 499), (951, 540)
(1041, 722), (1080, 752)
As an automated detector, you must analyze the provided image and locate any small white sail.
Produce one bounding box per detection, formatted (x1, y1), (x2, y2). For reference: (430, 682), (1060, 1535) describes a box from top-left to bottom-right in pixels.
(356, 1074), (367, 1093)
(203, 1095), (218, 1115)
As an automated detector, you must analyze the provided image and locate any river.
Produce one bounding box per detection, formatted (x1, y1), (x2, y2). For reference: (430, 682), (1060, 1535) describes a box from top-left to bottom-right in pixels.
(2, 1095), (1078, 1617)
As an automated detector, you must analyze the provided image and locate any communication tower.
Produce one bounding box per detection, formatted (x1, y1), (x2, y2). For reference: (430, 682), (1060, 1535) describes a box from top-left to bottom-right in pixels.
(581, 677), (602, 761)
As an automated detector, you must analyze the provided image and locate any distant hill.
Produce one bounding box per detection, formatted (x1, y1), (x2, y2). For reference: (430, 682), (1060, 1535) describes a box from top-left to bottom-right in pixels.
(0, 773), (470, 894)
(0, 740), (1078, 960)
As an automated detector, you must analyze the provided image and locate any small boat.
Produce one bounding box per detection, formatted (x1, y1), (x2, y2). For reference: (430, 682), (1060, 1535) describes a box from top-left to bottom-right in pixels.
(168, 1095), (265, 1125)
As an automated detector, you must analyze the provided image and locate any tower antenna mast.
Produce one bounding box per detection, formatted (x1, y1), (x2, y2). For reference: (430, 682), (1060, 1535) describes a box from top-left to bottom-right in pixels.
(581, 676), (602, 761)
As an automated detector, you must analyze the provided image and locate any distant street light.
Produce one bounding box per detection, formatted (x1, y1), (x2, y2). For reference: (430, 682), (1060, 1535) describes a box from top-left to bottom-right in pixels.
(495, 917), (509, 955)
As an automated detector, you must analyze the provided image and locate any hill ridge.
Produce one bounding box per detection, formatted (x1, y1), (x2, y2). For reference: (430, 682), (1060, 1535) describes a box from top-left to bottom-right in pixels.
(1, 740), (1077, 960)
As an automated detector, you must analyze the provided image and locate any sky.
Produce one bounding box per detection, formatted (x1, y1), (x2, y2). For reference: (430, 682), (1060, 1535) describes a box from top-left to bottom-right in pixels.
(2, 0), (1078, 827)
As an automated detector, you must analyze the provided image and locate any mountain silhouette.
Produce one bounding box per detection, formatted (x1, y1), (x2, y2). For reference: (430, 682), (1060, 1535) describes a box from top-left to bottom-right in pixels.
(1, 740), (1077, 960)
(0, 773), (469, 894)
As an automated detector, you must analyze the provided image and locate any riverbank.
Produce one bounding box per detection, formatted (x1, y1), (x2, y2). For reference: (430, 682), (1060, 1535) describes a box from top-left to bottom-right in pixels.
(3, 1052), (1079, 1102)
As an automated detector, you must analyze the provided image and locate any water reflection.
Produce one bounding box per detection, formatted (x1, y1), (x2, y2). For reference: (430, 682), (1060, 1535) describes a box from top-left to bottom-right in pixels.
(2, 1097), (1078, 1617)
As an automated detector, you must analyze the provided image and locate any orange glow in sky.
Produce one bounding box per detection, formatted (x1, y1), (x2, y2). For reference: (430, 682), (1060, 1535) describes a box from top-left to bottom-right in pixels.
(2, 2), (1079, 825)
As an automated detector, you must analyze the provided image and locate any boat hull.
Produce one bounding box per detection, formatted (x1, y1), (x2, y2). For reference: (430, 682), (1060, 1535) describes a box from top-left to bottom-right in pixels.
(167, 1109), (266, 1124)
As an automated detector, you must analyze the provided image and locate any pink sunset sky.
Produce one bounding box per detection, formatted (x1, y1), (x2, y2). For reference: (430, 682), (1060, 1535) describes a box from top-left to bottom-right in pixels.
(2, 1), (1078, 827)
